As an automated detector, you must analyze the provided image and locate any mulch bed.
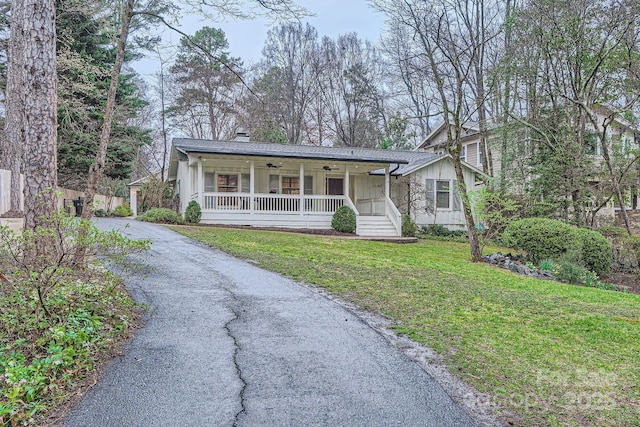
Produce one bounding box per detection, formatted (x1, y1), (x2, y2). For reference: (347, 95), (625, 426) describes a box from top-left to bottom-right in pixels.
(600, 272), (640, 295)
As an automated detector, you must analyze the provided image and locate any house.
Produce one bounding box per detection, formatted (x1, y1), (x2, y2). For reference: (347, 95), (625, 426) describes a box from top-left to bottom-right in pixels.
(417, 121), (490, 172)
(374, 152), (486, 230)
(167, 138), (485, 236)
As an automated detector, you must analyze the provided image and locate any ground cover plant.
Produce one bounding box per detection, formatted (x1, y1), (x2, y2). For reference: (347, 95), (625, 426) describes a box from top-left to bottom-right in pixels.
(172, 226), (640, 426)
(0, 213), (149, 425)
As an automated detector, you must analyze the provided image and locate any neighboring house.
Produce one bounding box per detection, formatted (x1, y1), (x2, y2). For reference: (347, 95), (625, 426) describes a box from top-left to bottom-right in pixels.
(167, 137), (485, 236)
(417, 121), (487, 172)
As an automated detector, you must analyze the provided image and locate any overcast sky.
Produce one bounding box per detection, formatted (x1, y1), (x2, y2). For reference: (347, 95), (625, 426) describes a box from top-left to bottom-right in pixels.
(132, 0), (386, 79)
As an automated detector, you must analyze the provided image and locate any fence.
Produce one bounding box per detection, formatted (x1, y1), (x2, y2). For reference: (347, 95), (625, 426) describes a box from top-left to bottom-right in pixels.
(0, 168), (125, 215)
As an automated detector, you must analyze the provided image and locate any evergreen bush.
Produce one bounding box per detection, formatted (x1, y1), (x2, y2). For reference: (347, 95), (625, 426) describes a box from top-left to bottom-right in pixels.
(112, 203), (133, 217)
(401, 214), (417, 237)
(185, 200), (202, 224)
(331, 206), (356, 233)
(572, 227), (611, 274)
(502, 218), (575, 263)
(137, 208), (184, 224)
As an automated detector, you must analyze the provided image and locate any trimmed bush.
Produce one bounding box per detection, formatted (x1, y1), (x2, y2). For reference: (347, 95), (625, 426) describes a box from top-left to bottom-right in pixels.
(137, 208), (184, 224)
(185, 200), (202, 224)
(422, 224), (452, 236)
(503, 218), (575, 264)
(572, 227), (611, 274)
(401, 215), (417, 237)
(331, 206), (356, 233)
(112, 203), (133, 217)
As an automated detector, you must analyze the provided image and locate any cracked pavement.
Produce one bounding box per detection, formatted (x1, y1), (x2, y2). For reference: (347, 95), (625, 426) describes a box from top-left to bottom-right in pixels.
(63, 219), (475, 427)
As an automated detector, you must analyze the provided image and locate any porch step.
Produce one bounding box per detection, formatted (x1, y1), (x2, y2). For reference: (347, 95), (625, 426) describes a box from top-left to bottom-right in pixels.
(357, 216), (399, 237)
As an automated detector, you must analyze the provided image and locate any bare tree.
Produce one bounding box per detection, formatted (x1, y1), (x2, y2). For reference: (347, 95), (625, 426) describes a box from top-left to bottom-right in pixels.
(373, 0), (489, 261)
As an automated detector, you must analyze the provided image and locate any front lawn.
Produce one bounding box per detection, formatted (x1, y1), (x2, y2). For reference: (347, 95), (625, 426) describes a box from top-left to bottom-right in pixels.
(172, 226), (640, 426)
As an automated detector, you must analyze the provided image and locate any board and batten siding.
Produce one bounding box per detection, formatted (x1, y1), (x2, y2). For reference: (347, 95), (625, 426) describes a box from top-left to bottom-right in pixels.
(391, 158), (479, 230)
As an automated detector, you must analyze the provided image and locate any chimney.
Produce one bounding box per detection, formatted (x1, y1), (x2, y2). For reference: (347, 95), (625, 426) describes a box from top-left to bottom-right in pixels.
(234, 131), (250, 142)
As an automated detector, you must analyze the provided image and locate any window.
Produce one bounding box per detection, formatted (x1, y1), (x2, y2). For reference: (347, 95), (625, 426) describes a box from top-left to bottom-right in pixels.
(460, 145), (467, 162)
(282, 176), (300, 194)
(477, 142), (483, 166)
(436, 180), (450, 209)
(217, 174), (238, 192)
(584, 132), (599, 156)
(426, 179), (461, 211)
(204, 172), (216, 192)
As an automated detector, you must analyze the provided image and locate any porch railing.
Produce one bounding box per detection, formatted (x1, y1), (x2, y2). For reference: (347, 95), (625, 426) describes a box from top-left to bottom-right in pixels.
(196, 192), (349, 214)
(356, 197), (386, 216)
(385, 196), (402, 236)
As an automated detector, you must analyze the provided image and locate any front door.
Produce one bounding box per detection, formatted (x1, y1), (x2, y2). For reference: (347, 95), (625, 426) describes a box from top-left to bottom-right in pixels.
(326, 178), (344, 195)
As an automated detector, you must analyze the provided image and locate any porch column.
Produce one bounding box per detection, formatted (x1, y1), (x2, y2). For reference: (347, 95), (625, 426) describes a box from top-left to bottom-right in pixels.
(344, 166), (350, 202)
(384, 165), (390, 215)
(250, 161), (255, 214)
(299, 163), (304, 215)
(197, 157), (203, 207)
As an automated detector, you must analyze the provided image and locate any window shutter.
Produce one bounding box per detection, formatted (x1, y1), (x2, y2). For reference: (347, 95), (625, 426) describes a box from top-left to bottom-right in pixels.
(304, 175), (313, 195)
(241, 174), (250, 193)
(452, 180), (462, 211)
(269, 175), (279, 193)
(425, 179), (435, 208)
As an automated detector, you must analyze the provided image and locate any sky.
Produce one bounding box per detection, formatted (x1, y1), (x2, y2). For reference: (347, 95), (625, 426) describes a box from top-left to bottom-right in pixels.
(132, 0), (387, 79)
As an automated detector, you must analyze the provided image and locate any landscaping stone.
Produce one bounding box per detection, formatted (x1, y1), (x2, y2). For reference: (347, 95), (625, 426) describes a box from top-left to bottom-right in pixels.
(483, 252), (557, 281)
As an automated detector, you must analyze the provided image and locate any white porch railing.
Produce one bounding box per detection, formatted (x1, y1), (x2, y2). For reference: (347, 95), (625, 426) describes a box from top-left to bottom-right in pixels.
(356, 198), (386, 216)
(385, 196), (402, 236)
(196, 192), (349, 214)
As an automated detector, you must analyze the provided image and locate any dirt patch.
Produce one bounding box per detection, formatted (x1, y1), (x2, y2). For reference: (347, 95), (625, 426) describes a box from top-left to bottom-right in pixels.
(600, 272), (640, 295)
(0, 210), (24, 218)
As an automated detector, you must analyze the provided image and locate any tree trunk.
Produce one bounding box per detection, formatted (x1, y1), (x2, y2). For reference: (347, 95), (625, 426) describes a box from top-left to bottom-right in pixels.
(20, 0), (58, 232)
(452, 140), (483, 262)
(3, 0), (25, 215)
(81, 0), (134, 219)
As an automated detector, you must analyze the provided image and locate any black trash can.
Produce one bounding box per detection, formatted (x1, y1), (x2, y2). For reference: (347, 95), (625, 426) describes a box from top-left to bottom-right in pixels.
(72, 197), (84, 217)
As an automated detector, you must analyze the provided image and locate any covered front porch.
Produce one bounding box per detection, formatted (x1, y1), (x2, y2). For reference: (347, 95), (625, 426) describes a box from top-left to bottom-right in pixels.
(178, 154), (403, 236)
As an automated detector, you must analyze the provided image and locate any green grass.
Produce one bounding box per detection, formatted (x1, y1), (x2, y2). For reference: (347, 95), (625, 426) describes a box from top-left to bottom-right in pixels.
(172, 225), (640, 426)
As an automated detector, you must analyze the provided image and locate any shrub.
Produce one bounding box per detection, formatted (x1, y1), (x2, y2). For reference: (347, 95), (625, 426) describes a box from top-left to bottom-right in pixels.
(185, 200), (202, 224)
(331, 206), (356, 233)
(401, 215), (417, 237)
(502, 218), (575, 264)
(94, 208), (109, 217)
(539, 259), (555, 271)
(137, 208), (184, 225)
(554, 258), (587, 284)
(572, 227), (611, 274)
(112, 203), (133, 217)
(422, 224), (452, 236)
(0, 211), (148, 423)
(597, 226), (639, 272)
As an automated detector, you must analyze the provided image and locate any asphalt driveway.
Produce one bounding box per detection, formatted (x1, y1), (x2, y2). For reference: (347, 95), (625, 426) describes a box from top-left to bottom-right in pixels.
(64, 218), (475, 426)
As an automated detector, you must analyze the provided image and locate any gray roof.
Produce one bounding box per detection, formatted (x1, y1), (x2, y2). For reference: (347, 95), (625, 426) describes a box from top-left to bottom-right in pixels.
(370, 152), (446, 176)
(172, 138), (411, 165)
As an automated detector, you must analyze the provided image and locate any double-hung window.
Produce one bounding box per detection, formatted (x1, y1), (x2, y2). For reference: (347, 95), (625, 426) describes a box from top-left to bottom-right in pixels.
(436, 180), (450, 209)
(282, 177), (300, 194)
(217, 174), (238, 192)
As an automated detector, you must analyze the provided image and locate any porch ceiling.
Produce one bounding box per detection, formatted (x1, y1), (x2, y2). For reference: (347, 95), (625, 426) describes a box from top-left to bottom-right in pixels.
(191, 155), (387, 173)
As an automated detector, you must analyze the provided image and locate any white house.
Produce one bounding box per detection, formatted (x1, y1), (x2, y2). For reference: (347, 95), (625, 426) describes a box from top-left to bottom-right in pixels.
(167, 138), (485, 236)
